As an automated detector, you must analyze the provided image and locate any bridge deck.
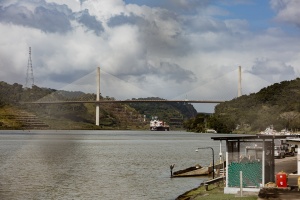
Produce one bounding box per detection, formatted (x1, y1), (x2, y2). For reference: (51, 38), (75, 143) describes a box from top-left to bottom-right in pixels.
(23, 100), (225, 104)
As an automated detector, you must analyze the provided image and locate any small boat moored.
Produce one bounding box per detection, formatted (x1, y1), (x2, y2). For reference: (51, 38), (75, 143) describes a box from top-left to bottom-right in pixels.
(171, 162), (225, 178)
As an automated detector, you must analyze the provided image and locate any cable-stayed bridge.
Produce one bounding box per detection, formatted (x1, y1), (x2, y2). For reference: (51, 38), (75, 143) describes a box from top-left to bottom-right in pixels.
(29, 99), (225, 104)
(30, 67), (240, 105)
(26, 66), (272, 126)
(30, 69), (268, 104)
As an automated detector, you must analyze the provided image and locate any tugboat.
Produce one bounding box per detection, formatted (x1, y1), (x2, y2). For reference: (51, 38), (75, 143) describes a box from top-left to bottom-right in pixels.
(150, 116), (169, 131)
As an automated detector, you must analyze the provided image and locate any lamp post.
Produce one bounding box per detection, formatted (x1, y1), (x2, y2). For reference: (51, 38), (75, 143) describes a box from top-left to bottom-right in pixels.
(196, 147), (215, 179)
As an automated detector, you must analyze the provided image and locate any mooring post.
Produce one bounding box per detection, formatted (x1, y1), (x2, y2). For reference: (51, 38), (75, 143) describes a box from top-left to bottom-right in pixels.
(205, 183), (209, 191)
(170, 164), (175, 178)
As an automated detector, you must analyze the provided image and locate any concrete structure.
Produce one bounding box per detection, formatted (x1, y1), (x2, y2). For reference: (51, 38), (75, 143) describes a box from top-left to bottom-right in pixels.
(238, 66), (242, 97)
(26, 66), (242, 126)
(96, 67), (100, 126)
(211, 135), (299, 194)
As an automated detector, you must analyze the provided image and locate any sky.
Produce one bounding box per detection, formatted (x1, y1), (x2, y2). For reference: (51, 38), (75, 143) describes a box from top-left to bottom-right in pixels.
(0, 0), (299, 112)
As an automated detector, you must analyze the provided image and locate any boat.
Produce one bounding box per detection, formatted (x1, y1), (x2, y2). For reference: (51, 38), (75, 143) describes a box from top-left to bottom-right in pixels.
(280, 129), (291, 135)
(260, 125), (279, 135)
(150, 116), (169, 131)
(206, 129), (217, 133)
(171, 162), (225, 177)
(260, 126), (291, 135)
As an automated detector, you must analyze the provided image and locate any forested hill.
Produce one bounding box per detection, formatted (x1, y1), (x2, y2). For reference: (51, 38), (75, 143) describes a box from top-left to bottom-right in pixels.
(0, 81), (197, 130)
(184, 78), (300, 133)
(213, 78), (300, 133)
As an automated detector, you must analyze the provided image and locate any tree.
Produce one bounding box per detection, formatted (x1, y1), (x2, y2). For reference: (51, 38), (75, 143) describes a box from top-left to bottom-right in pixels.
(280, 111), (299, 129)
(207, 115), (235, 133)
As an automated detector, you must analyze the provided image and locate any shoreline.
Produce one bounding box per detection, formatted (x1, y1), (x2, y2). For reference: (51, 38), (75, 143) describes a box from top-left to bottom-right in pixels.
(176, 156), (298, 199)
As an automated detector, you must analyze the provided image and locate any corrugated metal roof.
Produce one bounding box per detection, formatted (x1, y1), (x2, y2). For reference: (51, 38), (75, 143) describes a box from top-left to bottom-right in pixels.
(211, 134), (299, 141)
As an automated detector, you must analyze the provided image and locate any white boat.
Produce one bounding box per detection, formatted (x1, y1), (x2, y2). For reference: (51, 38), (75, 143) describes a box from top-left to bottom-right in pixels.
(206, 129), (217, 133)
(260, 125), (279, 135)
(150, 116), (169, 131)
(280, 129), (291, 135)
(260, 126), (292, 135)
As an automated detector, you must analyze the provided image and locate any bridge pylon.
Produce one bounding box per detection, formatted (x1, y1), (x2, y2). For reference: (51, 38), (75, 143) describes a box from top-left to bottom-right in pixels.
(238, 66), (242, 97)
(96, 67), (100, 126)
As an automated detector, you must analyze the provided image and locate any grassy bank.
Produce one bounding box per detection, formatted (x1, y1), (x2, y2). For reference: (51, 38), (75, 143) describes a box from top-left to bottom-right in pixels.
(176, 182), (257, 200)
(0, 106), (23, 129)
(0, 105), (150, 130)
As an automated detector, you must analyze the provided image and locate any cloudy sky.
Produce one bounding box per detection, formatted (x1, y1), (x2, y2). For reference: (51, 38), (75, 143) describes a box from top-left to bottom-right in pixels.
(0, 0), (299, 112)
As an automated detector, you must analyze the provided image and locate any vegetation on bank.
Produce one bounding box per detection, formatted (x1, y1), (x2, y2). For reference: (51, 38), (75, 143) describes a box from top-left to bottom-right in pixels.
(129, 97), (197, 119)
(184, 78), (300, 133)
(2, 78), (299, 132)
(0, 81), (197, 130)
(176, 182), (257, 200)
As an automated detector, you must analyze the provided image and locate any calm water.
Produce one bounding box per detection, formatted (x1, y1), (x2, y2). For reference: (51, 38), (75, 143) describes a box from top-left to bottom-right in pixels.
(0, 130), (226, 200)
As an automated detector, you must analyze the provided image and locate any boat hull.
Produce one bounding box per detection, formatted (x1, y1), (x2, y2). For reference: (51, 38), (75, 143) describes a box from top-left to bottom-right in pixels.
(149, 116), (169, 131)
(150, 126), (169, 131)
(172, 162), (225, 177)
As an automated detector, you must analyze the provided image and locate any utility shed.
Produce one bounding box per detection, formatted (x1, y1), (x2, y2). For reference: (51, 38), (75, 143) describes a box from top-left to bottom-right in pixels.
(211, 135), (293, 194)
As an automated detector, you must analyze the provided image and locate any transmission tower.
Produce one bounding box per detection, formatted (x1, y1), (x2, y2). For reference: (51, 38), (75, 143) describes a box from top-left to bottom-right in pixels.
(25, 47), (34, 88)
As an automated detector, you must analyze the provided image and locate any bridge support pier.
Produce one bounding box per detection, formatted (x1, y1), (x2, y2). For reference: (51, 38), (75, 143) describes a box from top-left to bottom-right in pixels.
(96, 105), (99, 126)
(238, 66), (242, 97)
(96, 67), (100, 126)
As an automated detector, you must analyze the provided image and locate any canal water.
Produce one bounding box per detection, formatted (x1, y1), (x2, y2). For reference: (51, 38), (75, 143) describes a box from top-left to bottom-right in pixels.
(0, 130), (226, 200)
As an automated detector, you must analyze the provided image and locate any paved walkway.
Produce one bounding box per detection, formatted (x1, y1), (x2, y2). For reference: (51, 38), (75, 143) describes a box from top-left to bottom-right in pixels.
(275, 156), (297, 173)
(258, 156), (300, 199)
(275, 156), (298, 186)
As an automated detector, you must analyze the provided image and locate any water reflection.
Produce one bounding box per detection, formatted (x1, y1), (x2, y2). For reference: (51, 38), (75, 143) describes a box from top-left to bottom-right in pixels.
(0, 131), (225, 200)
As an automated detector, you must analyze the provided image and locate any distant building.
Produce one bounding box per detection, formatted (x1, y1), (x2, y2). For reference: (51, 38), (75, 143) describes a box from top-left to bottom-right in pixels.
(169, 117), (183, 128)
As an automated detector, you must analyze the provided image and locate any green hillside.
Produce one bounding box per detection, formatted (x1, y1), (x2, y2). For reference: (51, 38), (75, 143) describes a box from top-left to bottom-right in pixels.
(185, 78), (300, 133)
(0, 81), (197, 130)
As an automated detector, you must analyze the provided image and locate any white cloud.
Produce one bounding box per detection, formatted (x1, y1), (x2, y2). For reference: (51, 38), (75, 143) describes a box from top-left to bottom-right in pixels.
(46, 0), (81, 12)
(0, 0), (300, 113)
(83, 0), (126, 22)
(270, 0), (300, 27)
(248, 58), (295, 83)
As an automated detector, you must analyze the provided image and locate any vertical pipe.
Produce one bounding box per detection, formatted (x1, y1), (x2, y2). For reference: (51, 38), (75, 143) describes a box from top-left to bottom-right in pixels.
(262, 139), (265, 186)
(238, 140), (240, 161)
(96, 67), (100, 126)
(298, 146), (300, 175)
(219, 140), (222, 163)
(212, 147), (215, 179)
(271, 138), (275, 182)
(226, 141), (229, 188)
(240, 171), (243, 197)
(238, 66), (242, 97)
